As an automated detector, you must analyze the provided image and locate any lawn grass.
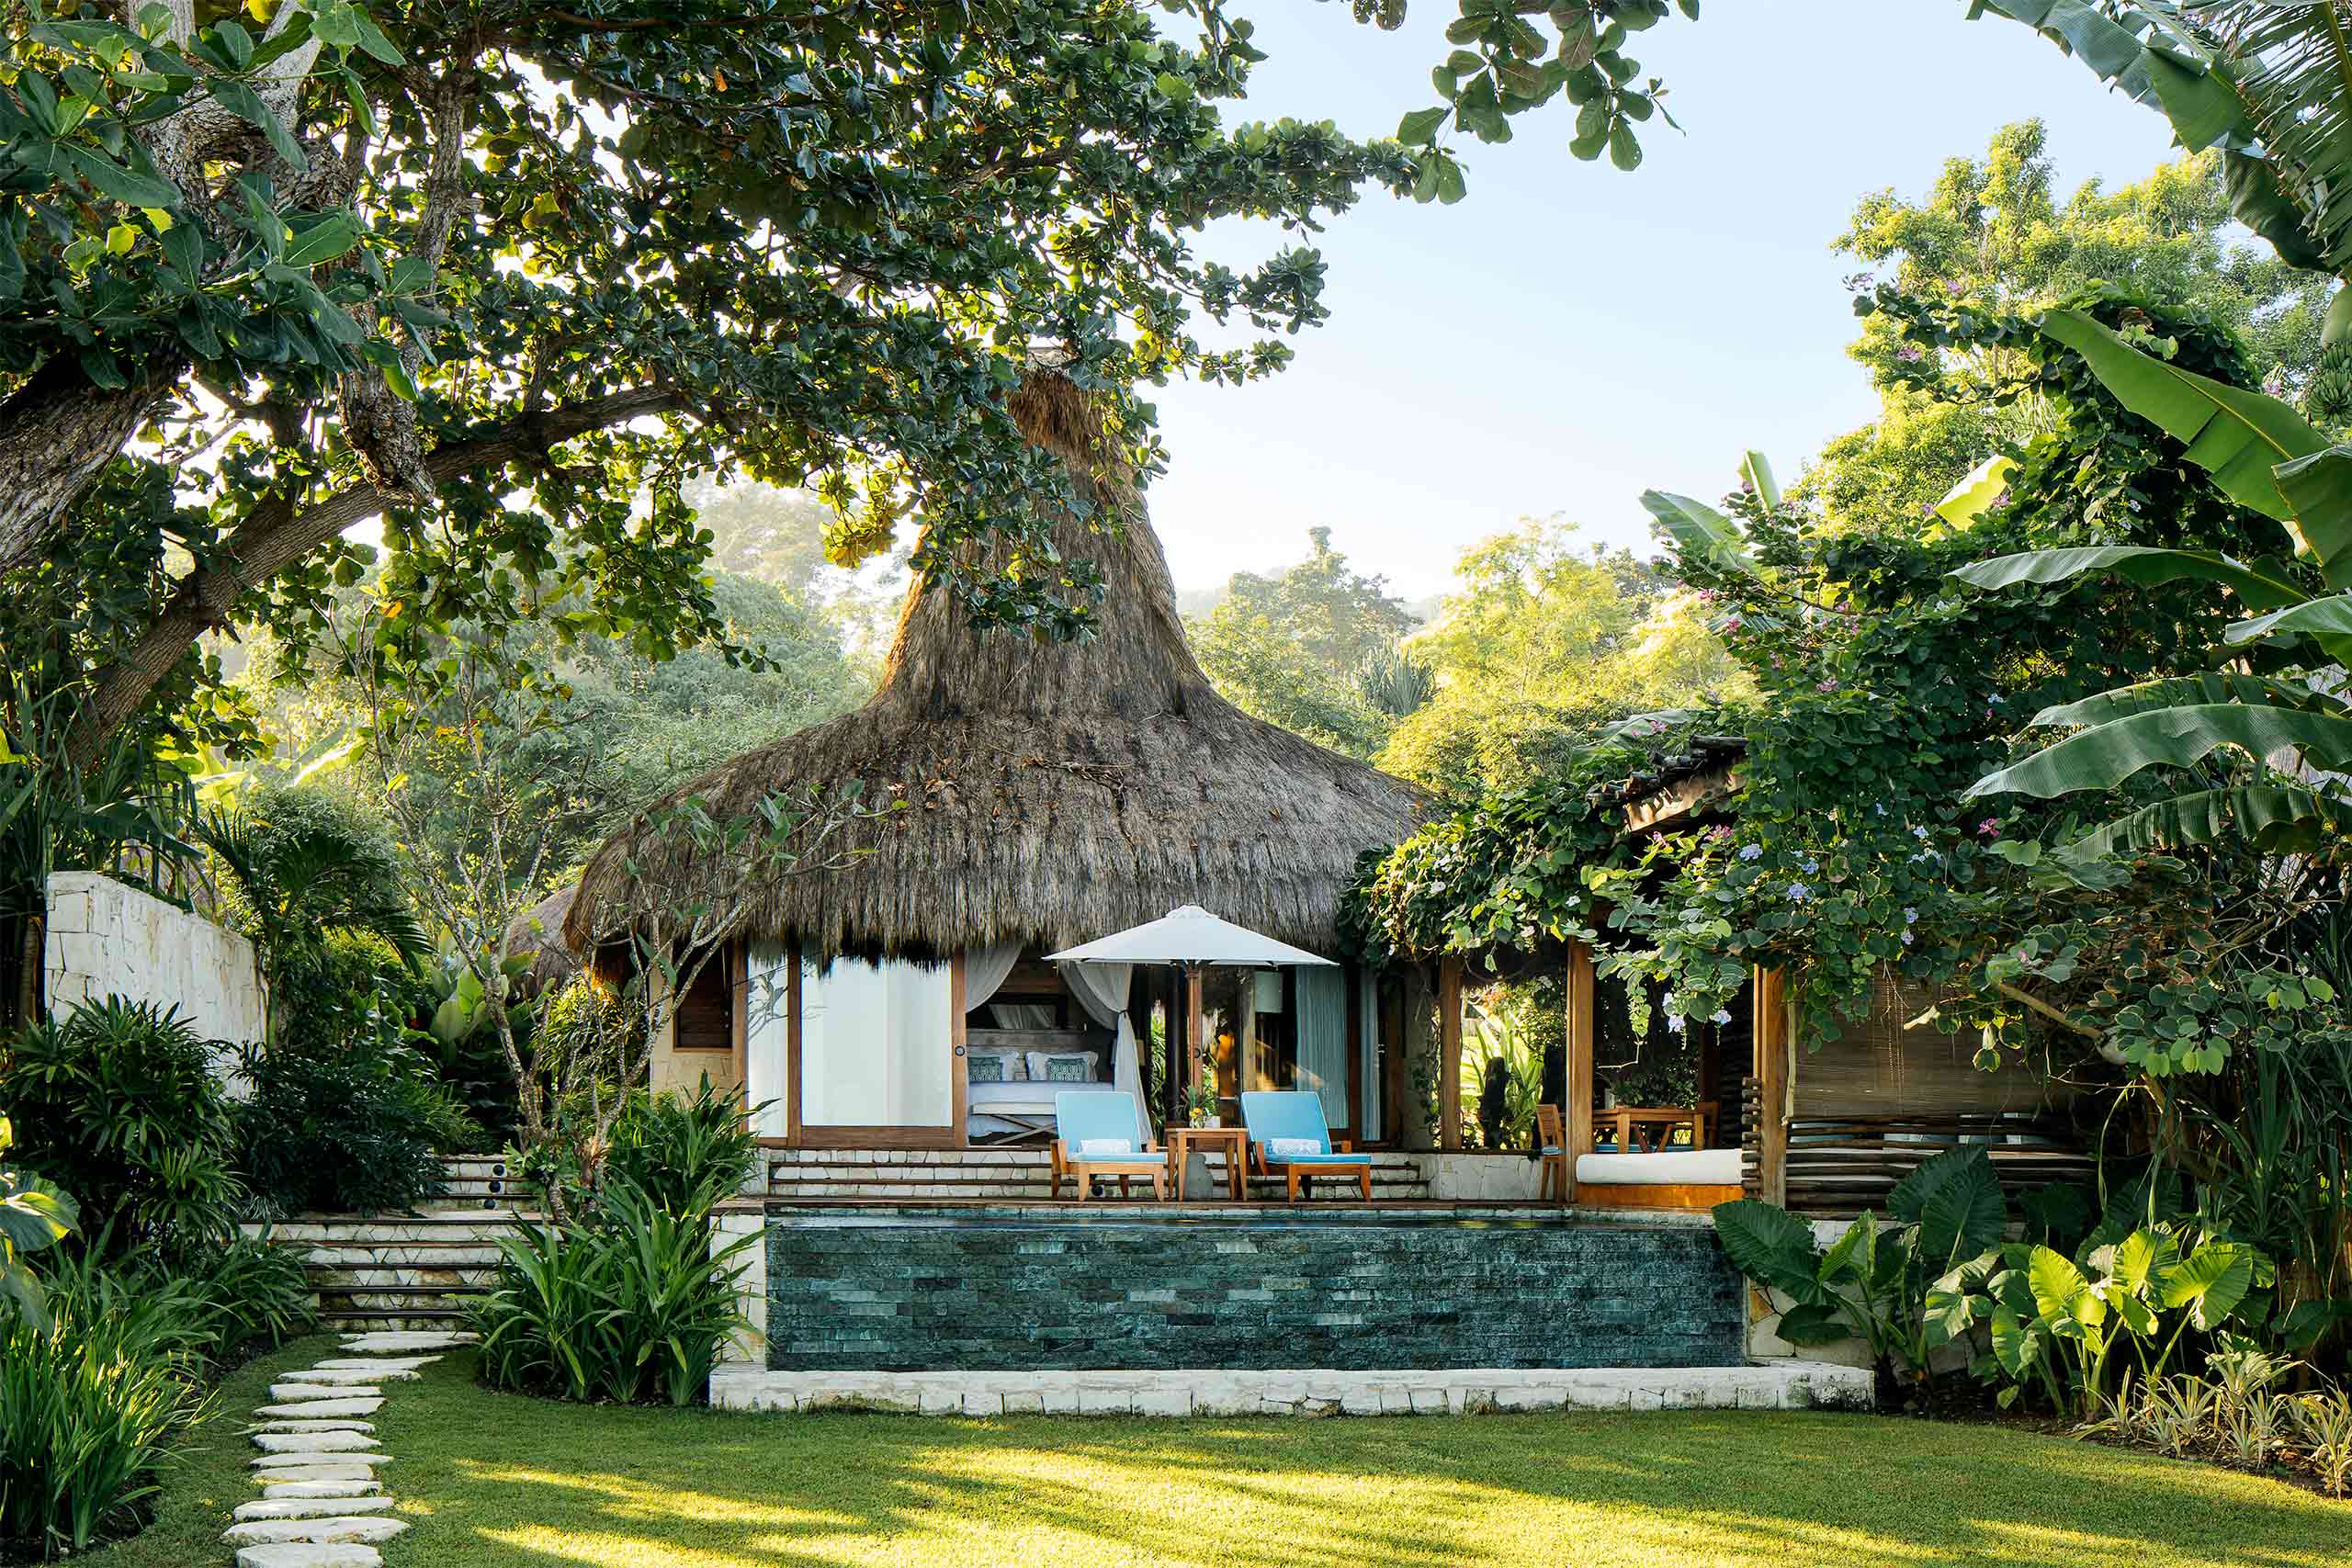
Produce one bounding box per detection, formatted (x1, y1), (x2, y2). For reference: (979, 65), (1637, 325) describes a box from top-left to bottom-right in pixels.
(88, 1337), (2346, 1568)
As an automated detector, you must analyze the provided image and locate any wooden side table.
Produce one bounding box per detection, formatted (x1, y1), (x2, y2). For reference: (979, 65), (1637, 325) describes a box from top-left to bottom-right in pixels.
(1167, 1124), (1248, 1201)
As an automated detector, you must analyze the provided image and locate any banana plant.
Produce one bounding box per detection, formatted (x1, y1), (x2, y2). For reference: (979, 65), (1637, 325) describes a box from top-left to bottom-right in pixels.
(1971, 3), (2352, 293)
(1950, 308), (2352, 861)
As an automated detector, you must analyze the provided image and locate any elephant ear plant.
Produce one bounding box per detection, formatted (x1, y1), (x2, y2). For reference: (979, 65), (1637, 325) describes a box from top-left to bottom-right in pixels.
(1712, 1145), (2008, 1400)
(1965, 1223), (2259, 1418)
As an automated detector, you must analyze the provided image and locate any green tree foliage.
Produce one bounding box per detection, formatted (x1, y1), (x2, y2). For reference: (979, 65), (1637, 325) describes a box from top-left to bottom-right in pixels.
(1188, 528), (1416, 761)
(0, 0), (1416, 770)
(1354, 293), (2342, 1082)
(1801, 121), (2331, 531)
(1381, 519), (1746, 793)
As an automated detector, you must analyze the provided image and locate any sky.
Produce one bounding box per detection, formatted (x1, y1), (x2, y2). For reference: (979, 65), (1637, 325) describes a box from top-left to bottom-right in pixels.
(1144, 2), (2183, 603)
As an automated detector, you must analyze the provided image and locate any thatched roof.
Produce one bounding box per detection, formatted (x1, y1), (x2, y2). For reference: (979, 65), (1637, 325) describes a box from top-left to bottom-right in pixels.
(567, 371), (1432, 960)
(504, 884), (582, 992)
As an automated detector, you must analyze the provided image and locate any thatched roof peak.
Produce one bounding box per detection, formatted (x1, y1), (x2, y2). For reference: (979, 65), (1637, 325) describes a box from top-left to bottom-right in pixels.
(566, 371), (1431, 960)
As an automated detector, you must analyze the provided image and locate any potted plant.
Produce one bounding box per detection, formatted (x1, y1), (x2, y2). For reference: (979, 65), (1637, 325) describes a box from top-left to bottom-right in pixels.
(1186, 1067), (1220, 1129)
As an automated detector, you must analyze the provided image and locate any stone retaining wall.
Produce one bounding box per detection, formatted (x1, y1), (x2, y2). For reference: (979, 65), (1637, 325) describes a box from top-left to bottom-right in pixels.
(44, 871), (264, 1076)
(764, 1206), (1746, 1372)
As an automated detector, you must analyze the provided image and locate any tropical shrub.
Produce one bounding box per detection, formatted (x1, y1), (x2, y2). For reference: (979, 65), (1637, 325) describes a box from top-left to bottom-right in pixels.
(2086, 1339), (2352, 1498)
(0, 998), (239, 1256)
(1960, 1224), (2261, 1417)
(472, 1083), (759, 1406)
(0, 1116), (74, 1329)
(233, 1038), (461, 1216)
(1713, 1145), (2008, 1398)
(0, 1254), (213, 1561)
(174, 1232), (318, 1359)
(602, 1078), (762, 1216)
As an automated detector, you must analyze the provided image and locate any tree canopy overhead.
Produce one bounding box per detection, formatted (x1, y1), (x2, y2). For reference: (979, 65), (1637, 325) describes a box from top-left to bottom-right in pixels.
(0, 0), (1413, 758)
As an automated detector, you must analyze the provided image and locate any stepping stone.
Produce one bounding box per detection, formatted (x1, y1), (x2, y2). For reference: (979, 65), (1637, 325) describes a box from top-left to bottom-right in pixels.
(250, 1419), (374, 1435)
(253, 1431), (380, 1454)
(262, 1480), (383, 1501)
(270, 1384), (381, 1401)
(234, 1496), (398, 1522)
(338, 1331), (475, 1351)
(254, 1398), (381, 1419)
(292, 1366), (418, 1386)
(313, 1356), (439, 1371)
(223, 1516), (407, 1546)
(252, 1465), (382, 1487)
(235, 1546), (381, 1568)
(251, 1450), (392, 1471)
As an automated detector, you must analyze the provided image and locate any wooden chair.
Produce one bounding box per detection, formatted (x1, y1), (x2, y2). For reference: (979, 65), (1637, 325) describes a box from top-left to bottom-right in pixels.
(1239, 1091), (1372, 1202)
(1535, 1103), (1569, 1206)
(1048, 1091), (1169, 1201)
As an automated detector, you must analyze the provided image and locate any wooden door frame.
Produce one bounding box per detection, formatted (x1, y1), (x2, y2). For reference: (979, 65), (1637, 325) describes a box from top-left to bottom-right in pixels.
(775, 948), (967, 1150)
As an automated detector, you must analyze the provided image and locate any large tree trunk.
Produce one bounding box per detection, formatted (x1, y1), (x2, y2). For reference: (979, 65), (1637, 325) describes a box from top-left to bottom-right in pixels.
(0, 357), (174, 578)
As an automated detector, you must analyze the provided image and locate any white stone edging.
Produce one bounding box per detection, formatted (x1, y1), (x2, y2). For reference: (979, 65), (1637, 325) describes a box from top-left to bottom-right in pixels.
(709, 1361), (1872, 1417)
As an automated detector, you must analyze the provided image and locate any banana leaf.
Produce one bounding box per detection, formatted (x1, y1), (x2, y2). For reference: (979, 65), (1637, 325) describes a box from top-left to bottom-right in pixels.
(1966, 703), (2352, 799)
(2058, 783), (2352, 862)
(2029, 672), (2344, 728)
(1641, 489), (1757, 577)
(1950, 545), (2306, 610)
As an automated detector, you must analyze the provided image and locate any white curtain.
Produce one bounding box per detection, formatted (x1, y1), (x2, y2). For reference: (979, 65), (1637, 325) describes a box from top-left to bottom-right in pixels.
(1060, 960), (1148, 1144)
(743, 943), (791, 1139)
(1296, 966), (1349, 1129)
(990, 1002), (1057, 1029)
(962, 942), (1021, 1014)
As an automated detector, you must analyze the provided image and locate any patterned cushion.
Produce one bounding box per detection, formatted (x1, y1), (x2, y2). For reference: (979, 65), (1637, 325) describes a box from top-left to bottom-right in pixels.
(1044, 1055), (1092, 1083)
(1266, 1136), (1323, 1158)
(1077, 1137), (1133, 1156)
(967, 1054), (1006, 1084)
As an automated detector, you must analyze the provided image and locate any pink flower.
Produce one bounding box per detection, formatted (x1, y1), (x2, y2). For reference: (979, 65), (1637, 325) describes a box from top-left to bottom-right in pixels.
(1977, 818), (2000, 839)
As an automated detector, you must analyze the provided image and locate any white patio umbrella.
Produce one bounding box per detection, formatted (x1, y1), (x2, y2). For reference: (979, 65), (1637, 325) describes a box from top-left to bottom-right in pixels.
(1048, 907), (1335, 1141)
(1047, 905), (1337, 968)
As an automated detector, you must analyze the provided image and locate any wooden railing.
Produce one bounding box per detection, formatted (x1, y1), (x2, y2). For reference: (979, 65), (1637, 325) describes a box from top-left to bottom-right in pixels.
(1740, 1077), (2092, 1217)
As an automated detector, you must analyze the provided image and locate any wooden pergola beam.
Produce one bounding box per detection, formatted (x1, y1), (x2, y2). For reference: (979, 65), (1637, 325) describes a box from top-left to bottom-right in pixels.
(1438, 956), (1464, 1152)
(1565, 940), (1596, 1204)
(1752, 964), (1790, 1206)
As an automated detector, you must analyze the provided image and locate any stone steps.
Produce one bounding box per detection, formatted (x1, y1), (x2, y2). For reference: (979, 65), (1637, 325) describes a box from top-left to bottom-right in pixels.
(243, 1213), (534, 1330)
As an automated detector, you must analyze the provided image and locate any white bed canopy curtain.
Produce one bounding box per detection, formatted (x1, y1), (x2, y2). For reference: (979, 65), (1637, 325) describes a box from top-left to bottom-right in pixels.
(1057, 959), (1147, 1144)
(1049, 906), (1338, 1135)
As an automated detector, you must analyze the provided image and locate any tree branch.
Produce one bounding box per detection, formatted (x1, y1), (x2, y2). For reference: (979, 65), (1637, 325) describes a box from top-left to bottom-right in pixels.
(73, 387), (688, 756)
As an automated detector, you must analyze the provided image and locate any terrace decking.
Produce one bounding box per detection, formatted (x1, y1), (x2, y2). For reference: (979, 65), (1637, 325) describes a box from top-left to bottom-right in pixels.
(765, 1145), (1436, 1203)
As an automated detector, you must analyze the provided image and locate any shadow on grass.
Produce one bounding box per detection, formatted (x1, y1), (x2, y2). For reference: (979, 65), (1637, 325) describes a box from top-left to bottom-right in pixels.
(377, 1356), (2346, 1568)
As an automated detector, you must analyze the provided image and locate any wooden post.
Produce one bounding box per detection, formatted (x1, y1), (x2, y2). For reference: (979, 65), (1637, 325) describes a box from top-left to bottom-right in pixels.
(1185, 963), (1206, 1115)
(1343, 961), (1363, 1144)
(1564, 941), (1596, 1205)
(949, 954), (969, 1150)
(1438, 956), (1464, 1153)
(1752, 964), (1789, 1206)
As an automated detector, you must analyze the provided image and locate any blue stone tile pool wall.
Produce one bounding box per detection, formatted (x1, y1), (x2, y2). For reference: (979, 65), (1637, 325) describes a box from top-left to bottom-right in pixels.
(763, 1207), (1747, 1371)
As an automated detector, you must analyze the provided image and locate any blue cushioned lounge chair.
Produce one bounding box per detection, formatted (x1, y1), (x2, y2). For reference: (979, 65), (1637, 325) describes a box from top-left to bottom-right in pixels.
(1239, 1090), (1372, 1202)
(1050, 1091), (1168, 1201)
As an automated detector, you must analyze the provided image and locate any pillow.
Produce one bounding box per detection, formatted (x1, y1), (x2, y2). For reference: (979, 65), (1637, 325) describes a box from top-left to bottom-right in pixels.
(1042, 1054), (1093, 1083)
(1023, 1049), (1097, 1082)
(1266, 1136), (1323, 1159)
(1077, 1137), (1133, 1156)
(967, 1054), (1007, 1084)
(967, 1048), (1024, 1082)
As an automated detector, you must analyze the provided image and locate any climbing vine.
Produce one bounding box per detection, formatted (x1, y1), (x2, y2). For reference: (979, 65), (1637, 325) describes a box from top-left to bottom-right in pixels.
(1350, 288), (2344, 1073)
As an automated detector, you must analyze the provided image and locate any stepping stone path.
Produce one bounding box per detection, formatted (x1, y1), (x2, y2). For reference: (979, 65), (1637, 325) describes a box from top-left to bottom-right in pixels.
(224, 1330), (474, 1568)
